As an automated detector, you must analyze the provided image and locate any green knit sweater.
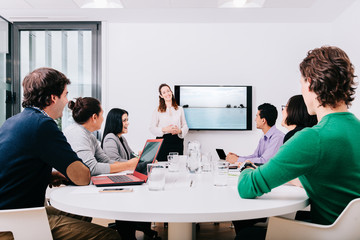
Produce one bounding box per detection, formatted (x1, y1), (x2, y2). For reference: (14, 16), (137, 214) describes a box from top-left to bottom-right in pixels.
(238, 112), (360, 225)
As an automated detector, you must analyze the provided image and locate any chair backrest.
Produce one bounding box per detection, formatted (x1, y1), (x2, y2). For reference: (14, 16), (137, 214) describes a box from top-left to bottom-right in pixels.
(0, 207), (53, 240)
(266, 198), (360, 240)
(330, 198), (360, 232)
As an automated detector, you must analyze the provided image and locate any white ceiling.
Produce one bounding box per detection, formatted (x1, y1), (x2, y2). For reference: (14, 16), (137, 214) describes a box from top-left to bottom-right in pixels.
(0, 0), (356, 23)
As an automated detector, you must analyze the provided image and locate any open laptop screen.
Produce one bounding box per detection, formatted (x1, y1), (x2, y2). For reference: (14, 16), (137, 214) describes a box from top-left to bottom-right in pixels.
(135, 140), (162, 175)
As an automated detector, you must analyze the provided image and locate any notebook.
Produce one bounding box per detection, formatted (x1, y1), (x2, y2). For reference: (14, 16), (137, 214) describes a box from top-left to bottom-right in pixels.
(91, 139), (163, 187)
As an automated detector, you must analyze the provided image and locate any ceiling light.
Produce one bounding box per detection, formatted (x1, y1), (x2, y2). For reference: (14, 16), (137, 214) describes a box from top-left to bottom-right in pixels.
(77, 0), (123, 9)
(219, 0), (265, 8)
(233, 0), (247, 8)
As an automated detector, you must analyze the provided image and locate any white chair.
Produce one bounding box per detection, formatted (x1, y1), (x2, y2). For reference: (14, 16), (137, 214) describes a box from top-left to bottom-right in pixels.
(0, 207), (53, 240)
(266, 198), (360, 240)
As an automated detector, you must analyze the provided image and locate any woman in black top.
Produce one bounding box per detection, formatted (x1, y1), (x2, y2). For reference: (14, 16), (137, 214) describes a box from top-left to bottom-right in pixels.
(281, 95), (318, 143)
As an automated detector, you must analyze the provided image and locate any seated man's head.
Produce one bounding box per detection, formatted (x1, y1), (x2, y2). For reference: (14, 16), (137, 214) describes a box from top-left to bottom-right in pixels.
(256, 103), (277, 130)
(22, 67), (70, 119)
(299, 46), (357, 115)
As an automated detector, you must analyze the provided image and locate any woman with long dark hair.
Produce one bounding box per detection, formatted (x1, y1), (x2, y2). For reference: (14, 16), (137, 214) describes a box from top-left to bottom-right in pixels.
(63, 97), (138, 176)
(102, 108), (138, 162)
(281, 94), (318, 143)
(101, 108), (158, 240)
(150, 83), (189, 161)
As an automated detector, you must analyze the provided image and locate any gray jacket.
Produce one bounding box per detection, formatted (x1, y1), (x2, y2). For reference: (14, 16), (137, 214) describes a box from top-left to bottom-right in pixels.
(102, 133), (135, 162)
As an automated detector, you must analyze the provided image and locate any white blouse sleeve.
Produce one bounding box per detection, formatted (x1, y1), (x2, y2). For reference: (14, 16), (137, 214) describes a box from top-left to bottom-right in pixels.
(149, 109), (164, 137)
(178, 107), (189, 139)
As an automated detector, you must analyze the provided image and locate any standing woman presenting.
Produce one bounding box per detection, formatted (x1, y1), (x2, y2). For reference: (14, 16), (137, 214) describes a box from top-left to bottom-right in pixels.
(150, 83), (189, 161)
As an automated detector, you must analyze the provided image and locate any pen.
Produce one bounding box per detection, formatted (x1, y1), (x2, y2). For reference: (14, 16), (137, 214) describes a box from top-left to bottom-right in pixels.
(102, 188), (124, 191)
(99, 188), (133, 193)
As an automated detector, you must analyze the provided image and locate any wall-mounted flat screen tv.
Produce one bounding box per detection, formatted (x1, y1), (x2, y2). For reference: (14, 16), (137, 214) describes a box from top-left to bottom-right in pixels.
(174, 85), (252, 130)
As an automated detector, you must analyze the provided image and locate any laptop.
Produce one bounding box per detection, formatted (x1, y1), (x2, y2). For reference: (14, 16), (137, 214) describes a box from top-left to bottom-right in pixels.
(216, 148), (239, 169)
(91, 139), (163, 187)
(216, 148), (227, 160)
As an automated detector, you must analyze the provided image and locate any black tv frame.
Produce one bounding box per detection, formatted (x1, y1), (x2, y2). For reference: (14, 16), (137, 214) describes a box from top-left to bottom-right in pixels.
(174, 85), (252, 131)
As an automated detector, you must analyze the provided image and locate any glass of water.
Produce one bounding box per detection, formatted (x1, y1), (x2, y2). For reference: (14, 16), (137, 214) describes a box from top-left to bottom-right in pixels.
(147, 163), (166, 191)
(168, 153), (179, 172)
(213, 161), (229, 186)
(201, 152), (212, 173)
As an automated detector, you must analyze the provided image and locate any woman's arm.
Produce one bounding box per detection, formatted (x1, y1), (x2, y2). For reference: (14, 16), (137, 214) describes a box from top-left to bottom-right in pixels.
(149, 110), (164, 136)
(109, 158), (139, 173)
(178, 107), (189, 138)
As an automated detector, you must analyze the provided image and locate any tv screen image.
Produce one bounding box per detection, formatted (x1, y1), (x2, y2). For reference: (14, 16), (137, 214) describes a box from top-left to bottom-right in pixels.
(174, 85), (252, 130)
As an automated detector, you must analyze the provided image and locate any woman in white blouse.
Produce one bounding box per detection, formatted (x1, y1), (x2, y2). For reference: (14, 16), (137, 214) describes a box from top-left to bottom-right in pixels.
(150, 83), (189, 161)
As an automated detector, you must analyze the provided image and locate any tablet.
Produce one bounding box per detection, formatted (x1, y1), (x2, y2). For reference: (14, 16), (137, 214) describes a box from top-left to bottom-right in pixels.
(216, 148), (227, 160)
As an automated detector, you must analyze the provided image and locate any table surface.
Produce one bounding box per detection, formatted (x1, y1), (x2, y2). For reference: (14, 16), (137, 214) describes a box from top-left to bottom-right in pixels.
(50, 171), (309, 223)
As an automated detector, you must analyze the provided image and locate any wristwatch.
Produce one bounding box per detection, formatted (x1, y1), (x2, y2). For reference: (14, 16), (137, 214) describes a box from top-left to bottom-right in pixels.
(240, 162), (256, 172)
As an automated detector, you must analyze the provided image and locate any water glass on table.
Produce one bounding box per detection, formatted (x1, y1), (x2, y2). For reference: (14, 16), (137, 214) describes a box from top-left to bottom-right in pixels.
(178, 155), (188, 172)
(167, 152), (179, 172)
(213, 161), (229, 186)
(147, 163), (166, 191)
(201, 153), (212, 173)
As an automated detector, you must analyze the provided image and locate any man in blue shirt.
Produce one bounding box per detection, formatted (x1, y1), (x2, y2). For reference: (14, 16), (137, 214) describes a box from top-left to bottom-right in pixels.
(0, 68), (120, 240)
(226, 103), (284, 240)
(226, 103), (284, 164)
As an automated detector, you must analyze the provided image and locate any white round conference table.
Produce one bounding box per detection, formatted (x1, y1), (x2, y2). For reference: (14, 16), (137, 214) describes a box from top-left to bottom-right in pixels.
(50, 171), (308, 240)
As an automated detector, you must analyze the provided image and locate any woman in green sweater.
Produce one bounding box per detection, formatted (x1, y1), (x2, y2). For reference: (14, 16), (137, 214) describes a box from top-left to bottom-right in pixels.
(238, 46), (360, 225)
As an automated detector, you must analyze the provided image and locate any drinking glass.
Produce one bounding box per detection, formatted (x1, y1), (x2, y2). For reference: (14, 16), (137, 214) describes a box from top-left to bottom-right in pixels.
(168, 153), (180, 172)
(201, 153), (212, 172)
(213, 161), (229, 186)
(178, 155), (188, 172)
(147, 163), (166, 191)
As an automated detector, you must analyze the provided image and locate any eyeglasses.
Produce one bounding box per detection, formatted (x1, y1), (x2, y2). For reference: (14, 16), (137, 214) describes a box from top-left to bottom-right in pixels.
(281, 105), (287, 111)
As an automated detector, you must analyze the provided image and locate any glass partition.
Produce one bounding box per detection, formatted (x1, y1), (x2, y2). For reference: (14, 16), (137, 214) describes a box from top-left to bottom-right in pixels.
(20, 30), (92, 130)
(0, 17), (11, 127)
(13, 22), (101, 131)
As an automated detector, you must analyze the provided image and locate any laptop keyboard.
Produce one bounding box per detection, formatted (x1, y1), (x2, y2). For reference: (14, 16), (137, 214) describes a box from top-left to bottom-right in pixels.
(108, 175), (134, 183)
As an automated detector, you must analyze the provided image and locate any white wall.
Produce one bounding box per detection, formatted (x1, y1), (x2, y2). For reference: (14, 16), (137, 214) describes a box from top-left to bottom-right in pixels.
(332, 0), (360, 119)
(102, 15), (359, 156)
